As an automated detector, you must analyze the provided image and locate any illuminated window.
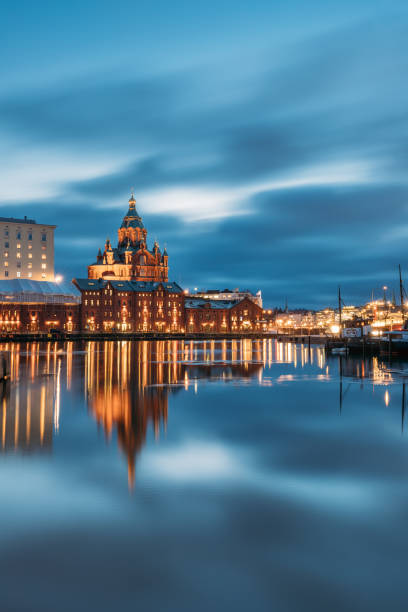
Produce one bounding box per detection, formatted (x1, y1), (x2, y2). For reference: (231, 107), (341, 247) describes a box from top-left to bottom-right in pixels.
(4, 252), (8, 258)
(28, 244), (32, 250)
(28, 263), (32, 269)
(41, 273), (46, 278)
(16, 243), (21, 249)
(28, 253), (32, 259)
(4, 262), (8, 267)
(28, 272), (32, 278)
(41, 263), (46, 269)
(41, 254), (46, 260)
(16, 252), (21, 259)
(16, 271), (21, 277)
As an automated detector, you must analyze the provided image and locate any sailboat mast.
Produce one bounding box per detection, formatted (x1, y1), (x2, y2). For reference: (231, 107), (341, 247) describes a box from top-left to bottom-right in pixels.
(399, 264), (405, 324)
(338, 286), (342, 329)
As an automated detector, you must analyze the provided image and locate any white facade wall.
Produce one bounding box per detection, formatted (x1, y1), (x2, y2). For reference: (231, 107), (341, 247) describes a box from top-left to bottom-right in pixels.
(0, 217), (55, 281)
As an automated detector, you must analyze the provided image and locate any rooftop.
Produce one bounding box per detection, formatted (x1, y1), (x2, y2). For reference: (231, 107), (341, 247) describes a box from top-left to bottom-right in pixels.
(0, 279), (80, 303)
(0, 216), (56, 227)
(74, 278), (183, 294)
(185, 298), (239, 310)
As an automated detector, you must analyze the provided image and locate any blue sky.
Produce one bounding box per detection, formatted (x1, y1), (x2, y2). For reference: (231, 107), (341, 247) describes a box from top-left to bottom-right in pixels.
(1, 0), (407, 307)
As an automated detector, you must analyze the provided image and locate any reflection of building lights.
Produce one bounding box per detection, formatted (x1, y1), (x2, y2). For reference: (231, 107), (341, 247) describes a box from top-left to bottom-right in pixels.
(384, 390), (390, 406)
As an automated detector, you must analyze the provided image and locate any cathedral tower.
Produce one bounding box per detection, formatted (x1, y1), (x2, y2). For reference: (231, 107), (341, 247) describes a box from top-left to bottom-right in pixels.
(88, 194), (169, 282)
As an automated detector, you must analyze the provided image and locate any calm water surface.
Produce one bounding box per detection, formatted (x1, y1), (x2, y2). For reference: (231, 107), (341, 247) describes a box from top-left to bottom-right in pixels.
(1, 339), (408, 612)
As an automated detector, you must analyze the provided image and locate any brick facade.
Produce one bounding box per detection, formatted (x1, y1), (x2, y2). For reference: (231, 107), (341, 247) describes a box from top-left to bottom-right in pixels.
(74, 279), (185, 332)
(0, 302), (80, 332)
(185, 297), (263, 333)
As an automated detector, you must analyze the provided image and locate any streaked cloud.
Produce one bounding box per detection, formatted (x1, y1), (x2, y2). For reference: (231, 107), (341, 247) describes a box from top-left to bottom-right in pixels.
(0, 0), (407, 306)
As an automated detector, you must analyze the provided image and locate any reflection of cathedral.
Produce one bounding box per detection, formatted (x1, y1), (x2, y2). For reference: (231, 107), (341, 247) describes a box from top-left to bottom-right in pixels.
(85, 341), (177, 488)
(84, 339), (265, 487)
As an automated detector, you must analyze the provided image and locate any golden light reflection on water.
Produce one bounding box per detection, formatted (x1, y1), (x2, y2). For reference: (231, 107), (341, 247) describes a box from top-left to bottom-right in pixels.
(0, 339), (402, 487)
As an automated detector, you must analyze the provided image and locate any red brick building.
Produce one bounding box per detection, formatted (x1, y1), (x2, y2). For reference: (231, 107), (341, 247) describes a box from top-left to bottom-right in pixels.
(0, 302), (80, 333)
(185, 297), (263, 333)
(73, 278), (184, 332)
(0, 279), (80, 333)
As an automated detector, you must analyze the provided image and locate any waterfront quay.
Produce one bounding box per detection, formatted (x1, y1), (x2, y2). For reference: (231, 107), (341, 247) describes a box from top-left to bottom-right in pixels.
(0, 327), (404, 359)
(0, 330), (330, 343)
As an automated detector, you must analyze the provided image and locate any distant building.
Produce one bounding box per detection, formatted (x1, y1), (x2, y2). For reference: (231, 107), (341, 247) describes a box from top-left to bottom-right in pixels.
(185, 297), (263, 333)
(193, 288), (262, 308)
(88, 194), (168, 282)
(0, 216), (56, 281)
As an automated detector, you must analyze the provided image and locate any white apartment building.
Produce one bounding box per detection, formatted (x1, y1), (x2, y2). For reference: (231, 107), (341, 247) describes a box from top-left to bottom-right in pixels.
(0, 216), (56, 281)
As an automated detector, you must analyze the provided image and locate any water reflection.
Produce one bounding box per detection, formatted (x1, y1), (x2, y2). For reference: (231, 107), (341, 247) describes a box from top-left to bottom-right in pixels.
(84, 340), (265, 487)
(3, 339), (408, 612)
(0, 343), (63, 453)
(1, 339), (407, 484)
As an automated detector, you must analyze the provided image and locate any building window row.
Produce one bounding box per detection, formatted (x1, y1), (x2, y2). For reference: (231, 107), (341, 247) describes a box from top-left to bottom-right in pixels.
(3, 230), (47, 241)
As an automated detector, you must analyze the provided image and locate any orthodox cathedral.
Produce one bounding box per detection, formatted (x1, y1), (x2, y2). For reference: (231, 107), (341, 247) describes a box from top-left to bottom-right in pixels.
(88, 194), (168, 282)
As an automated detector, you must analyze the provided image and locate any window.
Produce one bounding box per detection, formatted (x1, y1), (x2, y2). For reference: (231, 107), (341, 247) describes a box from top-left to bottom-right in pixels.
(28, 253), (32, 259)
(16, 271), (21, 277)
(28, 244), (32, 250)
(17, 262), (21, 268)
(16, 243), (21, 249)
(4, 262), (8, 267)
(5, 242), (8, 248)
(28, 233), (32, 240)
(28, 272), (32, 278)
(4, 271), (8, 277)
(16, 231), (21, 239)
(41, 254), (46, 260)
(28, 263), (32, 269)
(41, 233), (47, 241)
(41, 263), (46, 269)
(16, 252), (21, 259)
(41, 273), (46, 278)
(4, 230), (8, 237)
(4, 252), (8, 258)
